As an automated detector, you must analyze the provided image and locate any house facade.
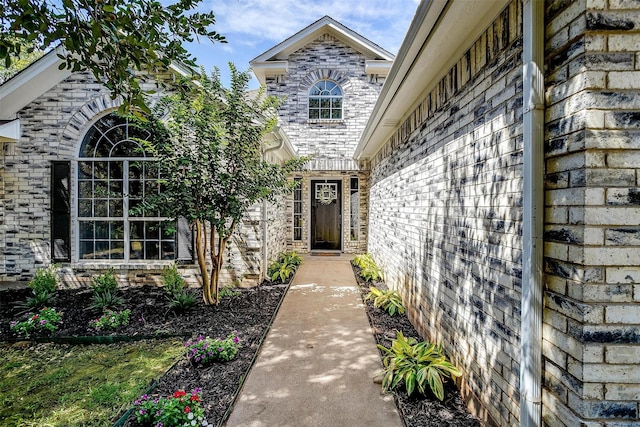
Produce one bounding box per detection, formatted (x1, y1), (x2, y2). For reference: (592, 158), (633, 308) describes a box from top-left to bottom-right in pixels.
(250, 16), (393, 255)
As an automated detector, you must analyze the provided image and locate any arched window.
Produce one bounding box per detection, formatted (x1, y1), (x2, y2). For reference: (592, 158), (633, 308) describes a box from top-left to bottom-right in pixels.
(308, 80), (342, 119)
(77, 113), (175, 260)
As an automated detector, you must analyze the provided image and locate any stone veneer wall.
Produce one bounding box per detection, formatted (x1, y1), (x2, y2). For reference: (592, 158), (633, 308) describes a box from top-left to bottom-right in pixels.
(542, 0), (640, 424)
(264, 33), (382, 252)
(367, 2), (523, 425)
(0, 71), (279, 288)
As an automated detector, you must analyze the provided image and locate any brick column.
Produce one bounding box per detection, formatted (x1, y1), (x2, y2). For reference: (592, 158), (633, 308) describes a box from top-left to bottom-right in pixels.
(543, 0), (640, 424)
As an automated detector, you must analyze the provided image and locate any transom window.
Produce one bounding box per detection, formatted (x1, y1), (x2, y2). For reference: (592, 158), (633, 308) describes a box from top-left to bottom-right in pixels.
(77, 113), (175, 260)
(308, 80), (342, 120)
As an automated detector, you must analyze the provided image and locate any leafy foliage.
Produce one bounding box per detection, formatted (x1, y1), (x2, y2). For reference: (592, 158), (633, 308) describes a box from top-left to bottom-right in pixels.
(140, 65), (308, 304)
(134, 389), (209, 427)
(89, 309), (131, 331)
(353, 253), (383, 282)
(0, 38), (43, 84)
(90, 290), (124, 311)
(91, 269), (118, 294)
(219, 284), (241, 298)
(378, 331), (462, 400)
(0, 0), (226, 113)
(20, 264), (58, 310)
(185, 333), (240, 365)
(90, 270), (124, 310)
(267, 251), (302, 283)
(161, 263), (195, 312)
(366, 286), (405, 316)
(10, 307), (63, 337)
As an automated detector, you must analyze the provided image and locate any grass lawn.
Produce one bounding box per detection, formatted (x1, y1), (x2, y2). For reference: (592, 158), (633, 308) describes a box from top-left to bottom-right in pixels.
(0, 339), (185, 427)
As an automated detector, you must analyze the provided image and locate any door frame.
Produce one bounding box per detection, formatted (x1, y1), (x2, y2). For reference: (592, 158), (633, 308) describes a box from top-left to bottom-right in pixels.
(309, 177), (343, 252)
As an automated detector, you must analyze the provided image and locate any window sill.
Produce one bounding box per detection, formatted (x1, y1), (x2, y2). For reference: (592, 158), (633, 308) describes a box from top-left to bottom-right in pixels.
(307, 119), (344, 125)
(65, 260), (195, 271)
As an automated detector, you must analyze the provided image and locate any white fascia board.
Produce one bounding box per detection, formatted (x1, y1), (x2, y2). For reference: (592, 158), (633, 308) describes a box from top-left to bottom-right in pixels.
(250, 61), (289, 86)
(0, 119), (21, 142)
(355, 0), (509, 161)
(0, 48), (71, 119)
(365, 60), (393, 76)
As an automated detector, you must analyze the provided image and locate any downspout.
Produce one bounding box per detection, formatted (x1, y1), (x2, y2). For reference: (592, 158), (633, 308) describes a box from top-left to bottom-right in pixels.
(520, 1), (544, 427)
(261, 128), (284, 281)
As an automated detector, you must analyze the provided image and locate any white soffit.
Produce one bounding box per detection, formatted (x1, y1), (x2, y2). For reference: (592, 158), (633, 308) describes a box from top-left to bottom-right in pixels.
(355, 0), (510, 160)
(250, 16), (395, 85)
(0, 119), (21, 142)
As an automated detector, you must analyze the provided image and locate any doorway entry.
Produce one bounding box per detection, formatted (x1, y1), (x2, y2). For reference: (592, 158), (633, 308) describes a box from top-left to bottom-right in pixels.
(311, 179), (342, 250)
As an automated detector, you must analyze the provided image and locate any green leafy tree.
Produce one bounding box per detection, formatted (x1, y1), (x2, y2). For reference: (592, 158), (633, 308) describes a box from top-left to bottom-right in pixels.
(0, 0), (225, 112)
(143, 65), (307, 305)
(0, 38), (43, 84)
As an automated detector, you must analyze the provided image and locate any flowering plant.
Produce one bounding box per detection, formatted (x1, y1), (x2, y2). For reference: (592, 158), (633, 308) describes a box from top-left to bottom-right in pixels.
(10, 307), (63, 337)
(89, 308), (131, 331)
(185, 332), (240, 365)
(134, 389), (209, 426)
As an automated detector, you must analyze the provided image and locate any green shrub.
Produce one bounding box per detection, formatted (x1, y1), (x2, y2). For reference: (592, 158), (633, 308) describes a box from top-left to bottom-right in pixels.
(378, 331), (461, 400)
(268, 251), (302, 283)
(91, 269), (118, 294)
(279, 251), (302, 267)
(10, 307), (63, 338)
(185, 332), (241, 365)
(219, 284), (240, 298)
(89, 308), (131, 331)
(168, 290), (196, 313)
(353, 253), (383, 281)
(161, 263), (186, 297)
(366, 286), (405, 316)
(21, 265), (58, 310)
(90, 289), (124, 311)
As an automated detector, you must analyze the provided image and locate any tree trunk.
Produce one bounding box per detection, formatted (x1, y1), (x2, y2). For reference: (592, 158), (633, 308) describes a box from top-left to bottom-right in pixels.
(195, 220), (213, 305)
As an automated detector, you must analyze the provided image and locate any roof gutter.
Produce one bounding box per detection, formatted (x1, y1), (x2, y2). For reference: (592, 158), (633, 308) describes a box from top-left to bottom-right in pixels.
(520, 0), (544, 426)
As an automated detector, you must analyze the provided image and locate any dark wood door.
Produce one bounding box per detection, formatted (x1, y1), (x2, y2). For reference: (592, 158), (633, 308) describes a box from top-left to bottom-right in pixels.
(311, 180), (341, 250)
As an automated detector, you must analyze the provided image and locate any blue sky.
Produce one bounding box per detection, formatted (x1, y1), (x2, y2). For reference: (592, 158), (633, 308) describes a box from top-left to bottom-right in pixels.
(183, 0), (420, 88)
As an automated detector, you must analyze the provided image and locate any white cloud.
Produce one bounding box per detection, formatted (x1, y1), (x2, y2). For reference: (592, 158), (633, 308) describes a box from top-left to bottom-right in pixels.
(207, 0), (417, 54)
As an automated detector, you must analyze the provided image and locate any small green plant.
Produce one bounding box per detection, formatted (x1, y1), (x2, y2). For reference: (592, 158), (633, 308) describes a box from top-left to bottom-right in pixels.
(161, 264), (195, 312)
(162, 263), (186, 296)
(134, 389), (209, 427)
(279, 251), (302, 267)
(91, 269), (118, 294)
(90, 289), (124, 311)
(169, 290), (196, 313)
(377, 331), (461, 401)
(89, 308), (131, 331)
(185, 333), (240, 365)
(10, 307), (63, 337)
(354, 254), (383, 282)
(219, 284), (240, 298)
(366, 286), (405, 316)
(268, 260), (296, 282)
(21, 265), (58, 310)
(90, 270), (124, 311)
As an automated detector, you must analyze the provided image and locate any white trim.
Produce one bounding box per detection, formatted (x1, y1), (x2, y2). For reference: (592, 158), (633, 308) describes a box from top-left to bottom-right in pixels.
(250, 16), (394, 85)
(0, 119), (21, 142)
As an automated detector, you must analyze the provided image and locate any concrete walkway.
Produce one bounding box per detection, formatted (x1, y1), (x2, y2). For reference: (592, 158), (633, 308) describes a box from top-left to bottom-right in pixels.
(224, 255), (402, 427)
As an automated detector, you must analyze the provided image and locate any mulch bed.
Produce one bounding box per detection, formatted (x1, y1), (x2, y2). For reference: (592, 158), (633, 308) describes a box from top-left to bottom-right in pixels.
(2, 265), (480, 427)
(351, 263), (481, 427)
(0, 282), (289, 427)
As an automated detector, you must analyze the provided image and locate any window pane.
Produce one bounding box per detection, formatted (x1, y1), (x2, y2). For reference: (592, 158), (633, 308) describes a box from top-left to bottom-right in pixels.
(95, 241), (109, 259)
(162, 241), (175, 259)
(130, 241), (144, 259)
(309, 109), (319, 119)
(320, 109), (331, 119)
(331, 109), (342, 119)
(94, 200), (108, 217)
(78, 199), (92, 217)
(79, 221), (94, 239)
(80, 241), (94, 259)
(146, 222), (159, 239)
(95, 221), (109, 239)
(309, 98), (319, 108)
(79, 181), (93, 198)
(110, 241), (125, 259)
(145, 242), (159, 259)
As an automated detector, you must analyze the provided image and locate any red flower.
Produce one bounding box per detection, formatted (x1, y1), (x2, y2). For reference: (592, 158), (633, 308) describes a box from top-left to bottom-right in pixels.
(190, 395), (200, 402)
(173, 390), (187, 399)
(184, 406), (191, 413)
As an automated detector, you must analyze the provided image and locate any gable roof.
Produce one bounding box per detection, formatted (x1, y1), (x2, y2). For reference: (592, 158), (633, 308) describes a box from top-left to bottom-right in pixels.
(250, 16), (395, 85)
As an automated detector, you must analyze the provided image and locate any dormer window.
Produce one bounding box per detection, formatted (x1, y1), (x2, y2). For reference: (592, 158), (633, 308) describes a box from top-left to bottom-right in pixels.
(308, 80), (342, 120)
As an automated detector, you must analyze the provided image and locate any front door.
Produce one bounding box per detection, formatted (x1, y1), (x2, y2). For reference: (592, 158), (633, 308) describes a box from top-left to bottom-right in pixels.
(311, 180), (341, 250)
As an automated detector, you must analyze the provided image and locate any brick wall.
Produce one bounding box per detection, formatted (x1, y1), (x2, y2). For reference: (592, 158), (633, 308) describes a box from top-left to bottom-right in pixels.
(0, 70), (285, 289)
(367, 2), (523, 425)
(542, 0), (640, 424)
